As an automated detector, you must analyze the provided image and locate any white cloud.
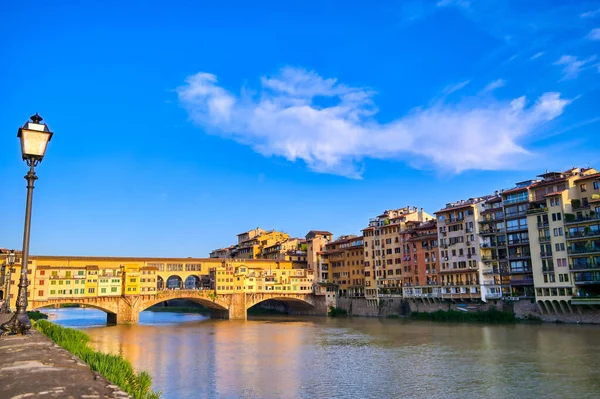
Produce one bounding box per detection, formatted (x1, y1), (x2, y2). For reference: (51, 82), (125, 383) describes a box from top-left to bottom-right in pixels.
(436, 0), (470, 8)
(530, 52), (544, 60)
(554, 55), (597, 80)
(177, 68), (571, 178)
(587, 28), (600, 40)
(581, 9), (600, 18)
(482, 79), (506, 92)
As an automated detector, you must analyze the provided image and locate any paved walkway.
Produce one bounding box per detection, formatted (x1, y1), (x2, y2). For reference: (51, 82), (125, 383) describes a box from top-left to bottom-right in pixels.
(0, 313), (132, 399)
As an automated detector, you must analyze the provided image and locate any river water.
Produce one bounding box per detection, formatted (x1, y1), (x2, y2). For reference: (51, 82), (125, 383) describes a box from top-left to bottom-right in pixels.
(42, 308), (600, 399)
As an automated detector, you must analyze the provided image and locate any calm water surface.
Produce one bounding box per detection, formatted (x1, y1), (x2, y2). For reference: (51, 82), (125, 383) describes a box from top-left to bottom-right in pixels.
(43, 308), (600, 399)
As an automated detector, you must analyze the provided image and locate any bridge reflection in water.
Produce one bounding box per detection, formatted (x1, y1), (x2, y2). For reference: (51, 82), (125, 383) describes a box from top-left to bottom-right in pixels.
(32, 289), (326, 324)
(44, 309), (600, 399)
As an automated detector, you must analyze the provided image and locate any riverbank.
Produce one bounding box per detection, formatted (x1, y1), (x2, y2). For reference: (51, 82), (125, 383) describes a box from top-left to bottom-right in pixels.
(0, 313), (134, 399)
(34, 319), (161, 399)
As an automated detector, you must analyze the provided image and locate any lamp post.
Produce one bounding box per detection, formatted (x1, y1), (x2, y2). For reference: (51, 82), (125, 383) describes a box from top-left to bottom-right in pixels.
(1, 251), (16, 313)
(0, 114), (53, 336)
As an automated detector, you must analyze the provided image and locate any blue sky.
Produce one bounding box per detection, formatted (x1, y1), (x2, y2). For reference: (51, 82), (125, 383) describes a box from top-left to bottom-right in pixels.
(1, 0), (599, 257)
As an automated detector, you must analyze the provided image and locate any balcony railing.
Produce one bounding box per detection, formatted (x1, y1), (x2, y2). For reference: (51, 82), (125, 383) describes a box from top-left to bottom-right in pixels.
(565, 213), (600, 225)
(537, 222), (550, 228)
(566, 231), (600, 240)
(482, 268), (499, 275)
(526, 207), (548, 215)
(570, 262), (600, 271)
(538, 236), (551, 243)
(540, 251), (553, 258)
(508, 239), (530, 245)
(568, 247), (600, 255)
(541, 266), (554, 273)
(574, 275), (600, 284)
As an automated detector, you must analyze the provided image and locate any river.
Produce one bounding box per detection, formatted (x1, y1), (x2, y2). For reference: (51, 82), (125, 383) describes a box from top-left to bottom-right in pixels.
(42, 308), (600, 399)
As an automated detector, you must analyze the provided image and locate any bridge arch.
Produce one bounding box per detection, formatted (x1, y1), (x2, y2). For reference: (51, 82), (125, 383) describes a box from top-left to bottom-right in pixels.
(166, 275), (184, 289)
(33, 301), (118, 324)
(246, 295), (315, 315)
(184, 275), (201, 289)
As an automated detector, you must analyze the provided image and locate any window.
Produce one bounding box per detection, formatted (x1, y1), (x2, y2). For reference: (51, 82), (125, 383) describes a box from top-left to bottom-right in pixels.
(552, 213), (562, 221)
(38, 290), (44, 296)
(88, 288), (95, 294)
(580, 184), (587, 192)
(553, 228), (563, 236)
(39, 280), (45, 285)
(594, 181), (599, 190)
(40, 270), (45, 276)
(101, 288), (107, 293)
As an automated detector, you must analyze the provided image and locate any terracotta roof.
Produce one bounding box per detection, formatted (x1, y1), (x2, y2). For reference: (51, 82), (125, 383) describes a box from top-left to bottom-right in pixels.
(575, 172), (600, 182)
(530, 177), (569, 188)
(307, 230), (333, 235)
(544, 190), (565, 197)
(501, 186), (529, 195)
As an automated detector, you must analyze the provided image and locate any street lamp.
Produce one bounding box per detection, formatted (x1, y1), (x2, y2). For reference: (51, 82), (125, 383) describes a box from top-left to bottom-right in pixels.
(0, 114), (53, 336)
(1, 251), (16, 313)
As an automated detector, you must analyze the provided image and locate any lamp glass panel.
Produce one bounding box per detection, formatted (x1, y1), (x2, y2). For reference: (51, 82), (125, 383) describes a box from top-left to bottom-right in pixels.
(20, 129), (50, 158)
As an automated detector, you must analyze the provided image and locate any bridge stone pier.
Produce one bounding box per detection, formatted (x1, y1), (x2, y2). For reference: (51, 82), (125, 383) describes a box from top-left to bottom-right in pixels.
(32, 290), (328, 324)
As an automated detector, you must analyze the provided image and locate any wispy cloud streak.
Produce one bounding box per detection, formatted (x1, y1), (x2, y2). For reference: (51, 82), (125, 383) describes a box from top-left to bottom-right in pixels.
(177, 68), (571, 178)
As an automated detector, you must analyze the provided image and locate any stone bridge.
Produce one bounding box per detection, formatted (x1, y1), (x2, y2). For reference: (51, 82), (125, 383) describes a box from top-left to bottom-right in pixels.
(31, 290), (327, 324)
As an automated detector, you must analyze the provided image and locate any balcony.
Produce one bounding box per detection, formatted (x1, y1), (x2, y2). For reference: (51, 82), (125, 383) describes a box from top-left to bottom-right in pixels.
(565, 213), (600, 225)
(505, 210), (528, 218)
(507, 239), (530, 246)
(482, 268), (499, 275)
(510, 277), (534, 285)
(537, 221), (550, 228)
(481, 230), (502, 236)
(541, 266), (555, 273)
(568, 246), (600, 256)
(485, 292), (503, 299)
(573, 274), (600, 284)
(540, 251), (553, 258)
(566, 230), (600, 241)
(571, 295), (600, 305)
(570, 262), (600, 271)
(538, 236), (551, 244)
(526, 207), (548, 215)
(510, 268), (533, 274)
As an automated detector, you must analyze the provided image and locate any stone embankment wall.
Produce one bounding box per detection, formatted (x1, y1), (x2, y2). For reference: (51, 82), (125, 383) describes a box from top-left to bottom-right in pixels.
(511, 300), (600, 324)
(337, 297), (600, 324)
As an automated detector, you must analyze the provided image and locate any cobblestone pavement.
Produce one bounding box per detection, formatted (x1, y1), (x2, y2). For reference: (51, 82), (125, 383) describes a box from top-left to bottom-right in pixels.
(0, 313), (132, 399)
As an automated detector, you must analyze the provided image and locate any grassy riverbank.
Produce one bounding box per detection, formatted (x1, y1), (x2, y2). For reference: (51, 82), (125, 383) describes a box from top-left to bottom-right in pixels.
(34, 320), (161, 399)
(410, 307), (518, 323)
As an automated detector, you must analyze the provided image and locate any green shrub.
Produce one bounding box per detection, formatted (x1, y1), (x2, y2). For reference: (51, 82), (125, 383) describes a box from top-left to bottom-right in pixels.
(327, 306), (348, 317)
(27, 311), (48, 321)
(35, 320), (161, 399)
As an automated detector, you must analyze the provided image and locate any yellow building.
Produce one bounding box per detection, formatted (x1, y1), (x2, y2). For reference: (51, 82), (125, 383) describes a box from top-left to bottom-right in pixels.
(0, 253), (311, 310)
(122, 263), (141, 295)
(321, 235), (365, 298)
(212, 259), (313, 294)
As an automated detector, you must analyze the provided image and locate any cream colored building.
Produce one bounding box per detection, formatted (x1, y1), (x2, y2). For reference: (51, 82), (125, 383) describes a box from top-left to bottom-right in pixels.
(435, 198), (488, 301)
(362, 206), (432, 306)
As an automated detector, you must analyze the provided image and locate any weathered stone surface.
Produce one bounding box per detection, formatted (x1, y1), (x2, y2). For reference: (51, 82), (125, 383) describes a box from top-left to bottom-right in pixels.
(0, 314), (132, 399)
(31, 291), (327, 323)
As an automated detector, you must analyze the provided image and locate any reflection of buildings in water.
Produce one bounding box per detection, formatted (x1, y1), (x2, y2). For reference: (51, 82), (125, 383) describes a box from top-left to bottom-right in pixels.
(210, 320), (305, 398)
